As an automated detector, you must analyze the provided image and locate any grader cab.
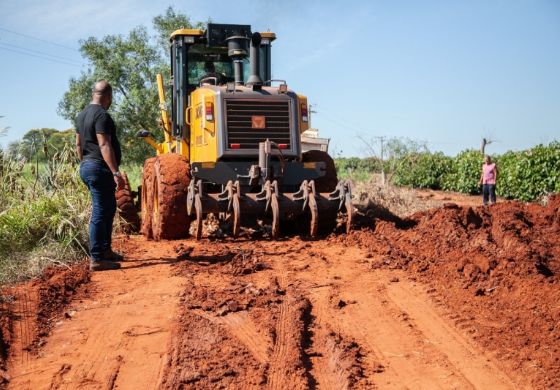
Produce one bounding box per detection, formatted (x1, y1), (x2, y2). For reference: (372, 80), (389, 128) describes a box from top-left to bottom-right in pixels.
(138, 23), (352, 240)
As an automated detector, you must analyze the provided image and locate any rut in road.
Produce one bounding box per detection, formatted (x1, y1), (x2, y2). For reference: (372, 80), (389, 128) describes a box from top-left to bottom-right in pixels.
(162, 238), (521, 389)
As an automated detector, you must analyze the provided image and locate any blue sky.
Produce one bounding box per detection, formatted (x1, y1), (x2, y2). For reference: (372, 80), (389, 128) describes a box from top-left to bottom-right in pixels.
(0, 0), (558, 156)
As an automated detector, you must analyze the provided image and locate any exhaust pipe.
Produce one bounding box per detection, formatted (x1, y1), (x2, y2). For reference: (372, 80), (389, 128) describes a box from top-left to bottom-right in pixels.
(247, 32), (263, 86)
(226, 35), (249, 84)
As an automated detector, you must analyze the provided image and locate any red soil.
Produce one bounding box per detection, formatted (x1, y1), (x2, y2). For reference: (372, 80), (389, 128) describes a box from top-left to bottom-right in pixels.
(2, 194), (559, 389)
(341, 195), (560, 389)
(0, 263), (90, 387)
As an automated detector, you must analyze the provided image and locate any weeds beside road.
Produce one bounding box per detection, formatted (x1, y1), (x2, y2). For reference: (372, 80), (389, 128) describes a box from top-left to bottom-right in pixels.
(0, 148), (90, 285)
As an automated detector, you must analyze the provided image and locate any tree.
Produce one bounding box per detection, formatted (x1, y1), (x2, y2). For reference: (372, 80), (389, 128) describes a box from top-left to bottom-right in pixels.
(357, 135), (428, 185)
(58, 7), (203, 164)
(16, 128), (74, 161)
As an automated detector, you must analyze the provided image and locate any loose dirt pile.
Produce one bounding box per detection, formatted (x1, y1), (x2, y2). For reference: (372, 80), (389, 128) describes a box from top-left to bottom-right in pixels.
(341, 195), (560, 388)
(0, 263), (89, 386)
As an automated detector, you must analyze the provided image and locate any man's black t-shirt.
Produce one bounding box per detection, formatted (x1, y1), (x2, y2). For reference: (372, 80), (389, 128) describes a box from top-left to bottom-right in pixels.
(76, 104), (121, 167)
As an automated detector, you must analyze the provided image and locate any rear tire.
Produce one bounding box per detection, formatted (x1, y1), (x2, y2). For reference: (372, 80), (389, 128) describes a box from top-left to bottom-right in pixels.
(115, 172), (140, 233)
(140, 157), (156, 239)
(152, 154), (191, 240)
(302, 150), (338, 192)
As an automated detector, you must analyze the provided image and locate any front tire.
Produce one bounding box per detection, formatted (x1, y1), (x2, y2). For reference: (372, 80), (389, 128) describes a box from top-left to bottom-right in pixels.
(115, 172), (140, 233)
(140, 157), (156, 239)
(152, 154), (191, 240)
(302, 150), (338, 193)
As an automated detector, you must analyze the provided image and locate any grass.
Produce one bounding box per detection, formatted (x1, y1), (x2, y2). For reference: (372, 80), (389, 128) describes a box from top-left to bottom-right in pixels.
(121, 163), (142, 190)
(0, 147), (90, 286)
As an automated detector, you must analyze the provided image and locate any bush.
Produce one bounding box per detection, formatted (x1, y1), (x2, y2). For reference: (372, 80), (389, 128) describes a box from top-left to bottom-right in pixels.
(393, 152), (453, 189)
(335, 157), (379, 181)
(442, 149), (484, 195)
(496, 142), (560, 201)
(0, 146), (90, 285)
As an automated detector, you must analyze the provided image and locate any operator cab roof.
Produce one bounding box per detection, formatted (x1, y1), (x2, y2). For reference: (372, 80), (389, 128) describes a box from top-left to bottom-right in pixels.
(170, 24), (276, 46)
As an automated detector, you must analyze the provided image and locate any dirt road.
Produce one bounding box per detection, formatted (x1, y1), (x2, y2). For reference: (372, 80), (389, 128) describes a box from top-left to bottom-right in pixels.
(6, 238), (182, 389)
(3, 195), (559, 389)
(5, 237), (520, 389)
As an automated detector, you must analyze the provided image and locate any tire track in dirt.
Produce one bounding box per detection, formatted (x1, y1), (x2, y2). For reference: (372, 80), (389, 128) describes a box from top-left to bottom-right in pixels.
(218, 311), (270, 364)
(305, 305), (370, 389)
(267, 296), (313, 389)
(281, 243), (522, 389)
(385, 274), (519, 389)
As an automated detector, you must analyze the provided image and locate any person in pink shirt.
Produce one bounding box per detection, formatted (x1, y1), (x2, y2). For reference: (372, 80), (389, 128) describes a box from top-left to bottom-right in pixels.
(479, 155), (498, 205)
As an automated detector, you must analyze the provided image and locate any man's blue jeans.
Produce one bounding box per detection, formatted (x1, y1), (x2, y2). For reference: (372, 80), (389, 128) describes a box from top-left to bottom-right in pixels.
(79, 160), (116, 261)
(482, 184), (496, 205)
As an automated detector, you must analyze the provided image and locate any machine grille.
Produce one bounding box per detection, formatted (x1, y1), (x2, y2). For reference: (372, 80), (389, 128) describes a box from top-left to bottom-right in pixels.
(225, 99), (291, 149)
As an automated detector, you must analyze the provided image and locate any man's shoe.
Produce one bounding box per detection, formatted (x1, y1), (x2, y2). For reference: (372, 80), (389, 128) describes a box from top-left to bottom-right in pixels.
(101, 250), (124, 262)
(90, 260), (121, 271)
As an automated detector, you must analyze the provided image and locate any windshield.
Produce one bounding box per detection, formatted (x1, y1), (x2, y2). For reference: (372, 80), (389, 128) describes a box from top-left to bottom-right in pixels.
(187, 46), (249, 85)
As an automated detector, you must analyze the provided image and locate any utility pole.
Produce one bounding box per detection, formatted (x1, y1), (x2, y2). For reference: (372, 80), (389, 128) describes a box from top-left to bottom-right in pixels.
(373, 136), (387, 186)
(308, 104), (317, 129)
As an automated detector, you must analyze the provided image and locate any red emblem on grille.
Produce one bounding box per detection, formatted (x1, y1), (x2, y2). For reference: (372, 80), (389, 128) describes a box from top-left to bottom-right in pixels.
(251, 115), (266, 129)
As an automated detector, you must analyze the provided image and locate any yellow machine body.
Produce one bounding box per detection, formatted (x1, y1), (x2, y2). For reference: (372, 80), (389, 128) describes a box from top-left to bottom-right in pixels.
(138, 23), (353, 240)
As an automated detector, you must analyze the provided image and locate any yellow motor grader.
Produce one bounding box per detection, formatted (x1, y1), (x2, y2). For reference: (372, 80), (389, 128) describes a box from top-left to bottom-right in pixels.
(138, 23), (352, 240)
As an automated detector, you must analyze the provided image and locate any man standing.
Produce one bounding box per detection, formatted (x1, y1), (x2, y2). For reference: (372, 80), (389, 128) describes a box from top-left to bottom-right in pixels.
(76, 80), (124, 271)
(479, 155), (498, 206)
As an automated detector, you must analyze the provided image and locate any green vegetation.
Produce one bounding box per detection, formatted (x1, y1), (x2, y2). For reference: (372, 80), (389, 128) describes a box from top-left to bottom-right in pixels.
(0, 146), (90, 285)
(58, 7), (204, 164)
(335, 157), (382, 182)
(338, 141), (560, 202)
(393, 152), (453, 190)
(495, 143), (560, 201)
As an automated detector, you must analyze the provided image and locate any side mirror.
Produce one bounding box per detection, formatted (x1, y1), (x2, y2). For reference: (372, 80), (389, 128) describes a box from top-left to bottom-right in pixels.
(136, 130), (151, 138)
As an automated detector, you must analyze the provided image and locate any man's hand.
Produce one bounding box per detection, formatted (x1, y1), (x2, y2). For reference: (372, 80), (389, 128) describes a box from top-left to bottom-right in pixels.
(114, 174), (125, 190)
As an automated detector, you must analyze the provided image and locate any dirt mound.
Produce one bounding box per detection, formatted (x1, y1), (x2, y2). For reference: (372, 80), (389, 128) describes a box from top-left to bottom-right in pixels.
(174, 241), (271, 276)
(341, 197), (560, 388)
(0, 262), (90, 386)
(34, 263), (91, 341)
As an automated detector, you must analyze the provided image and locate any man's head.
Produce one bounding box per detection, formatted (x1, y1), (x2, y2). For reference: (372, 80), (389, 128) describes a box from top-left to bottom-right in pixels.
(91, 80), (113, 110)
(204, 61), (215, 74)
(485, 155), (492, 164)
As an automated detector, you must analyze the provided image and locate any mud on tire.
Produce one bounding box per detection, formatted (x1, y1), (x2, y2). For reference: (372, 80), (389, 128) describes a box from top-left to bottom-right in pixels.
(302, 150), (338, 193)
(140, 157), (156, 239)
(152, 154), (191, 240)
(115, 172), (140, 233)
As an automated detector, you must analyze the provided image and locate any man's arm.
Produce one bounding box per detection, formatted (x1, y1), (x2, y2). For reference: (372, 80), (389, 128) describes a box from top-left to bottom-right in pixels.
(96, 133), (124, 189)
(478, 166), (484, 185)
(75, 133), (83, 161)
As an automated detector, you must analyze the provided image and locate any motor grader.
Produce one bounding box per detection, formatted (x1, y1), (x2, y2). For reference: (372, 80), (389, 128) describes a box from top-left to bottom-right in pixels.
(138, 23), (352, 240)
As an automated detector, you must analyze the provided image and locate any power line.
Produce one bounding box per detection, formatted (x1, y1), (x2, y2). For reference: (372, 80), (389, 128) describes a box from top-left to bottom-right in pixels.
(0, 26), (79, 52)
(0, 45), (81, 67)
(0, 40), (82, 64)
